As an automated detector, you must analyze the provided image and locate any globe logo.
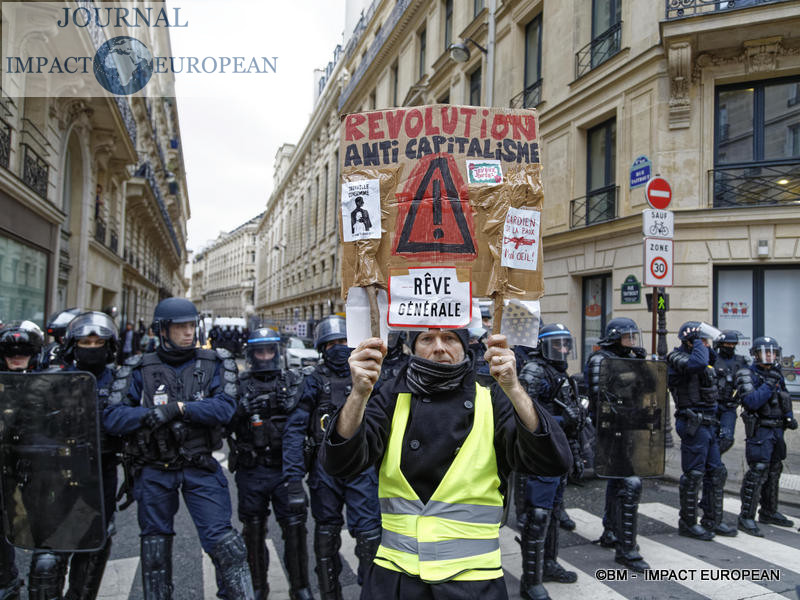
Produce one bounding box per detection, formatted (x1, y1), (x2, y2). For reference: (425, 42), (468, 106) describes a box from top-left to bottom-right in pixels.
(93, 36), (153, 95)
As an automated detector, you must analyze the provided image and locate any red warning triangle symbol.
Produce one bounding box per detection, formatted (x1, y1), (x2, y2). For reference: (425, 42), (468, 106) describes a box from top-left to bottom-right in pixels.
(393, 153), (476, 259)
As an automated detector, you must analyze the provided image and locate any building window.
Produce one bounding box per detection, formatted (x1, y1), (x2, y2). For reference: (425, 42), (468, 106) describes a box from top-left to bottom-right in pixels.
(474, 0), (484, 18)
(582, 274), (612, 365)
(391, 61), (399, 107)
(523, 15), (543, 108)
(469, 67), (482, 106)
(576, 0), (621, 77)
(444, 0), (453, 51)
(418, 27), (426, 81)
(0, 234), (48, 328)
(586, 118), (616, 225)
(715, 266), (800, 394)
(713, 76), (800, 207)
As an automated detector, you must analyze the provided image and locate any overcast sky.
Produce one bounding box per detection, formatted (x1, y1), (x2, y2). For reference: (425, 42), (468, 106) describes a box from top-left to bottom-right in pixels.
(166, 0), (347, 253)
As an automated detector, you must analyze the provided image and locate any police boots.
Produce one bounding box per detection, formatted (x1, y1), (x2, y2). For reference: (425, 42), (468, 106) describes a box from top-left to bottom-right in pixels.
(354, 527), (382, 587)
(0, 580), (21, 600)
(279, 516), (315, 600)
(210, 531), (255, 600)
(64, 538), (113, 600)
(519, 507), (551, 600)
(543, 504), (577, 584)
(700, 466), (737, 537)
(758, 462), (794, 528)
(241, 517), (269, 600)
(614, 477), (649, 572)
(0, 539), (21, 600)
(314, 524), (343, 600)
(141, 535), (174, 600)
(28, 552), (66, 600)
(554, 504), (576, 532)
(678, 470), (714, 540)
(738, 463), (768, 537)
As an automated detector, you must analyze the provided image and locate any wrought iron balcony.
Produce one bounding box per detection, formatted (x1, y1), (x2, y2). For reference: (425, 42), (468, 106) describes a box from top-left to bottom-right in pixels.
(109, 229), (119, 254)
(94, 218), (106, 244)
(509, 79), (542, 109)
(22, 144), (48, 199)
(575, 22), (622, 79)
(712, 161), (800, 207)
(570, 185), (619, 228)
(0, 120), (10, 169)
(666, 0), (790, 20)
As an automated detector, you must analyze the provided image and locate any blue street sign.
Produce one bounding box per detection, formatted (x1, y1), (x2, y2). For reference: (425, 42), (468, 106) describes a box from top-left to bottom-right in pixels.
(630, 155), (652, 189)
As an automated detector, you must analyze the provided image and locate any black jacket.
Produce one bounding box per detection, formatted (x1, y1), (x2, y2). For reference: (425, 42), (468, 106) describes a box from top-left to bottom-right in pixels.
(319, 366), (572, 504)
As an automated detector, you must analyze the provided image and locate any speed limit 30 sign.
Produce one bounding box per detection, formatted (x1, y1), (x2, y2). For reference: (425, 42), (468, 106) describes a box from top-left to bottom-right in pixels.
(643, 237), (673, 287)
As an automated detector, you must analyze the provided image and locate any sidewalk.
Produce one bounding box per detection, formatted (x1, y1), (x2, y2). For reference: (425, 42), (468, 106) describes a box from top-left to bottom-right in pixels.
(662, 398), (800, 508)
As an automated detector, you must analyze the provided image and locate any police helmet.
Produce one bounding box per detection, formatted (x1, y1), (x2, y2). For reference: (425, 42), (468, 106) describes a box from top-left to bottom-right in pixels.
(677, 321), (701, 343)
(538, 323), (576, 369)
(46, 307), (82, 341)
(245, 328), (282, 372)
(600, 317), (641, 348)
(313, 315), (347, 351)
(152, 297), (199, 350)
(750, 336), (781, 368)
(714, 329), (741, 352)
(62, 311), (119, 364)
(0, 321), (44, 370)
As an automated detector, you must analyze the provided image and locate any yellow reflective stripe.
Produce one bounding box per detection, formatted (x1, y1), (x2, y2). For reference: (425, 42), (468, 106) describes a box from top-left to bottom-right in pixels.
(380, 529), (418, 555)
(379, 497), (424, 515)
(379, 497), (503, 524)
(418, 538), (500, 561)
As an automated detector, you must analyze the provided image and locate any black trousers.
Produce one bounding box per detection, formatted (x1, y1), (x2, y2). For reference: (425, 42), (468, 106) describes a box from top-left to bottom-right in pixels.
(360, 562), (508, 600)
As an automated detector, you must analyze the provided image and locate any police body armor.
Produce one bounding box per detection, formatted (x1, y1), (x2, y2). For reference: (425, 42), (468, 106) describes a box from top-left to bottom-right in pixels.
(0, 371), (106, 551)
(715, 354), (747, 410)
(735, 367), (790, 437)
(111, 349), (238, 470)
(594, 357), (667, 478)
(519, 357), (583, 438)
(667, 349), (719, 411)
(228, 369), (303, 471)
(309, 364), (352, 446)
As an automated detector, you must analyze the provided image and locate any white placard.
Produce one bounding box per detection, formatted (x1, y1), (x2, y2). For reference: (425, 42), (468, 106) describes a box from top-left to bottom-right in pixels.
(388, 267), (472, 328)
(642, 209), (674, 238)
(501, 207), (541, 270)
(345, 287), (389, 346)
(500, 299), (541, 348)
(341, 179), (381, 242)
(643, 237), (674, 287)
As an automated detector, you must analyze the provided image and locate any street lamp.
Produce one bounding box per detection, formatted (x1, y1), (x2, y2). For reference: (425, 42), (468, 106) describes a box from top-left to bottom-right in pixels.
(447, 38), (487, 63)
(446, 0), (496, 106)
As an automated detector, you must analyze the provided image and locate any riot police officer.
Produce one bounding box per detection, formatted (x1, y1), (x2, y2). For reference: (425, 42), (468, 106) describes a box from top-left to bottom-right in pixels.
(516, 324), (581, 600)
(41, 308), (82, 368)
(736, 336), (797, 537)
(283, 315), (381, 600)
(0, 321), (44, 599)
(584, 318), (650, 572)
(27, 311), (121, 599)
(103, 298), (254, 599)
(375, 331), (408, 390)
(668, 322), (736, 540)
(228, 329), (314, 600)
(713, 330), (748, 454)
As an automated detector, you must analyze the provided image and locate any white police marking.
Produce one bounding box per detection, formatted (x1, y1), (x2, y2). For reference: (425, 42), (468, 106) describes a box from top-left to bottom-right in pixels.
(97, 556), (139, 599)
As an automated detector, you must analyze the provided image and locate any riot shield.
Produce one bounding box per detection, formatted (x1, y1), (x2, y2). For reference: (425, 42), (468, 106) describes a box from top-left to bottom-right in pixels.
(0, 371), (106, 551)
(595, 357), (666, 478)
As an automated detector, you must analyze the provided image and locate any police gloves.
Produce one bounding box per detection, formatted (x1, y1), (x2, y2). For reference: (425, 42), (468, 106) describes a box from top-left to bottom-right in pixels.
(286, 479), (307, 513)
(561, 405), (582, 434)
(786, 418), (799, 431)
(142, 403), (183, 429)
(239, 394), (269, 415)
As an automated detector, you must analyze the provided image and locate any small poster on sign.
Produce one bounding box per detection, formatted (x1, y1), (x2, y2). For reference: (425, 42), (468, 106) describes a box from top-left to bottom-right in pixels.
(466, 159), (503, 185)
(388, 267), (472, 328)
(501, 207), (541, 271)
(341, 179), (381, 242)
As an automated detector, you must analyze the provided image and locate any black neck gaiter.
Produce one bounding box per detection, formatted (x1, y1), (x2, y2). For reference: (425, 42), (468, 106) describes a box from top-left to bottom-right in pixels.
(405, 355), (471, 396)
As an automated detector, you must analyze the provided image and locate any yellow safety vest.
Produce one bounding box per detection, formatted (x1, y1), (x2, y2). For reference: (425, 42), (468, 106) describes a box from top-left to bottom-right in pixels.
(374, 384), (504, 583)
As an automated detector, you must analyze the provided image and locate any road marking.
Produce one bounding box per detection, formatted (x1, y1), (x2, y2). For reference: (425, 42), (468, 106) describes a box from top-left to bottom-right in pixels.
(339, 529), (360, 577)
(97, 556), (139, 600)
(569, 508), (786, 600)
(639, 502), (800, 573)
(267, 538), (290, 596)
(203, 551), (216, 600)
(722, 497), (800, 526)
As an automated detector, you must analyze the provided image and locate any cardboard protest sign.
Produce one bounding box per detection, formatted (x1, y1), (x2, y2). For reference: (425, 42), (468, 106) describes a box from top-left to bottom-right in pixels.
(338, 104), (544, 331)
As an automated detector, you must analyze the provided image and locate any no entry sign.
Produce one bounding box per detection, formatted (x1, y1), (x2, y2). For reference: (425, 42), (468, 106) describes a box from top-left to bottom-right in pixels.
(645, 177), (672, 210)
(643, 237), (673, 287)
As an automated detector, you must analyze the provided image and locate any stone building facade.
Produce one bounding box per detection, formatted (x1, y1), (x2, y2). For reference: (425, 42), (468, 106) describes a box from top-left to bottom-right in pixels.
(255, 0), (800, 390)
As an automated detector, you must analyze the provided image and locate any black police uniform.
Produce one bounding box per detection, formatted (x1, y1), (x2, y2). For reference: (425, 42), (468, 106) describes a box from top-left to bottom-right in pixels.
(714, 339), (748, 455)
(667, 332), (730, 539)
(229, 363), (313, 600)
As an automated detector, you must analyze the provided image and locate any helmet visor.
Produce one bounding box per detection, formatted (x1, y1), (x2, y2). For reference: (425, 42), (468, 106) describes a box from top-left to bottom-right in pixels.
(539, 334), (576, 362)
(69, 313), (117, 339)
(753, 344), (781, 366)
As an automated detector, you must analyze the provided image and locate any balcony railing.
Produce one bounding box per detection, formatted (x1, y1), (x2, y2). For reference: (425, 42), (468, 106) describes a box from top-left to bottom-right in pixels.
(570, 185), (619, 228)
(0, 120), (10, 169)
(22, 144), (48, 199)
(712, 162), (800, 207)
(509, 79), (542, 109)
(666, 0), (790, 20)
(109, 229), (119, 254)
(94, 218), (106, 244)
(576, 22), (622, 79)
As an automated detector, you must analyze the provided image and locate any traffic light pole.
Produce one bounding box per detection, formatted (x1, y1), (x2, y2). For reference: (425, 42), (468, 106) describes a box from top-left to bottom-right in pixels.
(652, 286), (674, 447)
